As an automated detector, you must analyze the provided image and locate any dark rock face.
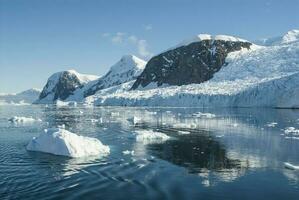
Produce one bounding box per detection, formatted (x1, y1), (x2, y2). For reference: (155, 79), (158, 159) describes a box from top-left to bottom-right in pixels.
(39, 71), (83, 101)
(131, 40), (252, 89)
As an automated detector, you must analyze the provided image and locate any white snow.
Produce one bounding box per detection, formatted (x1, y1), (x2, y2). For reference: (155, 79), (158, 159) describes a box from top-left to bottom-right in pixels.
(8, 116), (42, 123)
(165, 34), (248, 52)
(281, 30), (299, 44)
(26, 128), (110, 158)
(284, 162), (299, 170)
(135, 130), (170, 144)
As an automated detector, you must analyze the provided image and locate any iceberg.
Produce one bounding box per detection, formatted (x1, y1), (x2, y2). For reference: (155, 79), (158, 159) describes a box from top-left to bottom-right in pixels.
(26, 128), (110, 158)
(284, 162), (299, 170)
(135, 130), (170, 144)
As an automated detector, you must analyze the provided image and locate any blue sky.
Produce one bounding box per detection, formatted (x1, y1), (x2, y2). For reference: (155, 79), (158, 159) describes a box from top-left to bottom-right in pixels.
(0, 0), (298, 93)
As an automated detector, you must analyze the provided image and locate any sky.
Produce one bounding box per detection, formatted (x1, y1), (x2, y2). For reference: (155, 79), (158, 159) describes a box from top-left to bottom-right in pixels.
(0, 0), (298, 93)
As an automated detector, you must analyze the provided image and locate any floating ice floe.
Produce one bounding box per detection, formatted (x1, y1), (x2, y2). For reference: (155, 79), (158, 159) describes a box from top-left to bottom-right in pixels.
(284, 162), (299, 170)
(177, 130), (191, 135)
(26, 128), (110, 157)
(192, 112), (216, 118)
(122, 150), (135, 155)
(135, 130), (170, 144)
(56, 100), (77, 107)
(284, 127), (299, 134)
(87, 119), (99, 123)
(8, 116), (42, 123)
(110, 112), (119, 117)
(172, 123), (197, 129)
(127, 116), (142, 125)
(266, 122), (278, 127)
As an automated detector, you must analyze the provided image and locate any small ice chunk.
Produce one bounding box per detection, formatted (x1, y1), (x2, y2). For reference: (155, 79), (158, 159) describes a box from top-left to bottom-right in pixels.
(178, 130), (190, 135)
(135, 130), (170, 144)
(266, 122), (278, 127)
(86, 119), (99, 123)
(56, 100), (77, 107)
(173, 123), (197, 129)
(192, 112), (216, 118)
(8, 116), (42, 123)
(284, 127), (299, 134)
(284, 162), (299, 170)
(127, 116), (142, 125)
(110, 112), (119, 117)
(26, 128), (110, 157)
(122, 150), (135, 155)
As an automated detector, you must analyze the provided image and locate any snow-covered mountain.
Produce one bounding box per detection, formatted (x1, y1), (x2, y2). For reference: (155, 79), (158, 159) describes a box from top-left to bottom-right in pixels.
(0, 88), (41, 105)
(81, 55), (146, 97)
(89, 30), (299, 108)
(255, 29), (299, 46)
(35, 29), (299, 108)
(35, 70), (99, 104)
(36, 55), (146, 103)
(131, 34), (255, 89)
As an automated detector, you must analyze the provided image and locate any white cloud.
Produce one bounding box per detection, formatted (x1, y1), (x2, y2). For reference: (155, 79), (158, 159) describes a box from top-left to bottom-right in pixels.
(111, 32), (126, 44)
(128, 35), (138, 44)
(101, 32), (110, 37)
(102, 32), (153, 59)
(137, 39), (153, 58)
(144, 24), (153, 31)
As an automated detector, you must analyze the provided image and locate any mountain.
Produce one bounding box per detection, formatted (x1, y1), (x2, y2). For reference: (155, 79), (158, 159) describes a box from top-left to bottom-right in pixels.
(35, 30), (299, 108)
(0, 88), (41, 105)
(82, 55), (146, 97)
(35, 70), (99, 103)
(131, 34), (255, 89)
(255, 29), (299, 46)
(91, 30), (299, 108)
(36, 55), (146, 103)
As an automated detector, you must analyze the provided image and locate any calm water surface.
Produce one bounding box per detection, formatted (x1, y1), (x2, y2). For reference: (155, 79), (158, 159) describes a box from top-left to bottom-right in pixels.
(0, 105), (299, 200)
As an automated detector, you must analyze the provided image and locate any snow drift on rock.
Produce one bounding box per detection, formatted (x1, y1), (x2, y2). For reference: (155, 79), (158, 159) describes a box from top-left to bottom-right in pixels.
(26, 128), (110, 157)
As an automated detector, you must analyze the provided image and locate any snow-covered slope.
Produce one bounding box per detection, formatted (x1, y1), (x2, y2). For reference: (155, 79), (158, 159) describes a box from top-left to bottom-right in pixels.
(255, 29), (299, 46)
(131, 34), (255, 89)
(35, 70), (99, 104)
(166, 34), (249, 52)
(66, 55), (146, 101)
(90, 30), (299, 108)
(0, 88), (41, 105)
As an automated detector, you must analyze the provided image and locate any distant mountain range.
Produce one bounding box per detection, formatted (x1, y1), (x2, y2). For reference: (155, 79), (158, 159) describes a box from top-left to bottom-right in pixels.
(5, 29), (299, 108)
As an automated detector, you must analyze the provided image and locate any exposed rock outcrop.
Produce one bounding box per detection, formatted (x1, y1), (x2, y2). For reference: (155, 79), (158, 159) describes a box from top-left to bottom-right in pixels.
(132, 35), (252, 89)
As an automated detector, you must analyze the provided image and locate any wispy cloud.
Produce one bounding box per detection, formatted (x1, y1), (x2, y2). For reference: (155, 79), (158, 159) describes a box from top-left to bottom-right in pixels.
(128, 35), (153, 59)
(111, 32), (126, 44)
(101, 32), (110, 37)
(144, 24), (153, 31)
(102, 32), (153, 59)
